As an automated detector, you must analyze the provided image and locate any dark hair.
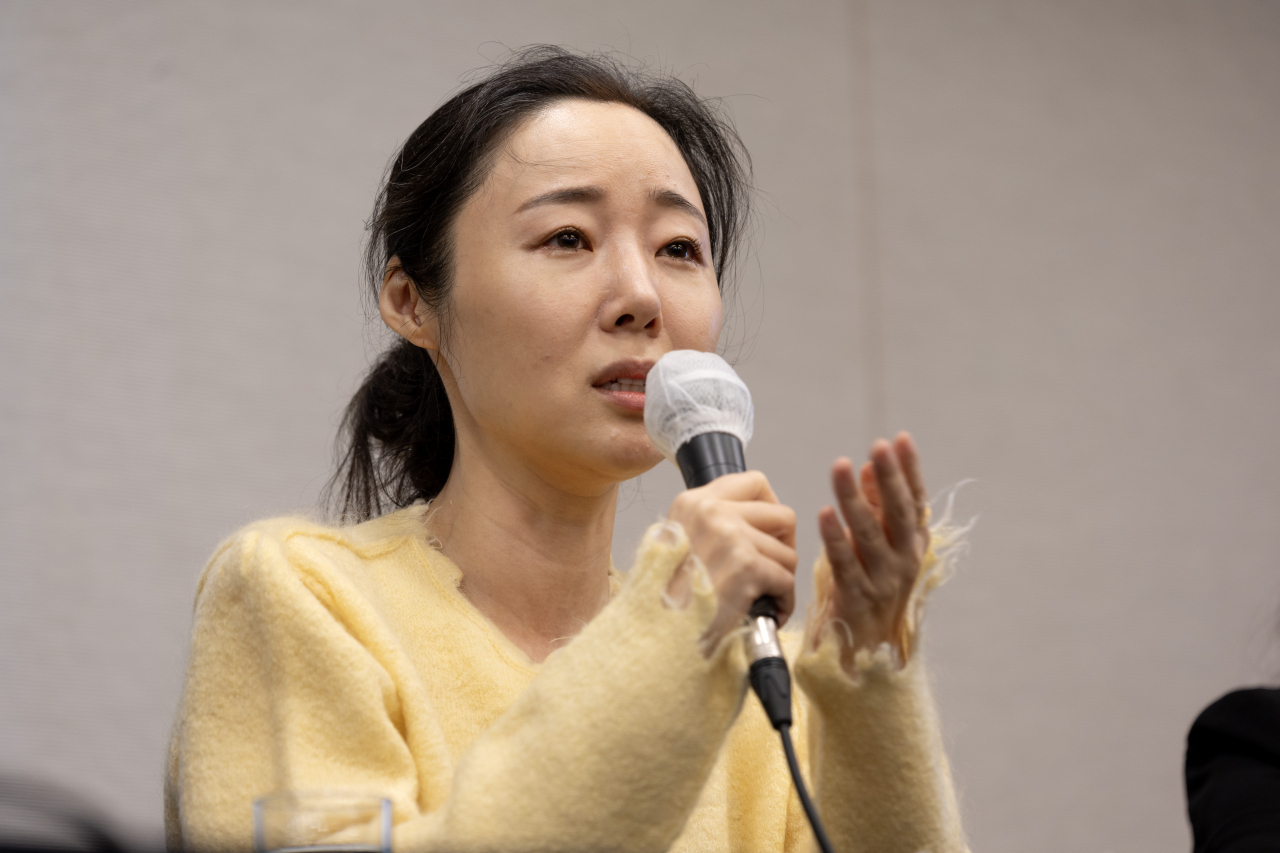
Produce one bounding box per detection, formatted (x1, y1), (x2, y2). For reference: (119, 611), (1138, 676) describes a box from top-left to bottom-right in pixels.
(325, 46), (754, 522)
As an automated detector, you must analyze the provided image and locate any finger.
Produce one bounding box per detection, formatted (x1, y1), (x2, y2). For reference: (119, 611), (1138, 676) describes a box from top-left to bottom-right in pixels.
(740, 525), (799, 573)
(773, 585), (797, 627)
(698, 470), (779, 505)
(893, 431), (929, 511)
(722, 554), (797, 621)
(873, 439), (916, 552)
(833, 458), (889, 576)
(860, 461), (882, 510)
(731, 501), (798, 548)
(818, 505), (861, 577)
(831, 457), (858, 514)
(755, 560), (797, 625)
(692, 518), (797, 579)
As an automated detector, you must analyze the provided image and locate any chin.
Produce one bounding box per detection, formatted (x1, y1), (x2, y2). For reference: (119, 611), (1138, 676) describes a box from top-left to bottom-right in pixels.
(597, 440), (665, 483)
(546, 415), (664, 487)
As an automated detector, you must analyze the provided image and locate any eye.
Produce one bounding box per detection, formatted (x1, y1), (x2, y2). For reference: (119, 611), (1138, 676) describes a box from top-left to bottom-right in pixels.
(660, 238), (703, 263)
(546, 228), (588, 251)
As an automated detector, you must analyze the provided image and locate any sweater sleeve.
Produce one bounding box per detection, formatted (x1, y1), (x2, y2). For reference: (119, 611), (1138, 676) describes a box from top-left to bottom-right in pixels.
(791, 546), (968, 853)
(167, 519), (748, 853)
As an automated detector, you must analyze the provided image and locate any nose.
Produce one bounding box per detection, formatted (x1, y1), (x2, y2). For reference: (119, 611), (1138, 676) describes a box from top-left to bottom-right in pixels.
(601, 243), (663, 335)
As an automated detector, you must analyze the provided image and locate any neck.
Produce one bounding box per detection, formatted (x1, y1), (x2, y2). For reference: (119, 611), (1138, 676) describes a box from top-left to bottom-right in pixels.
(425, 435), (618, 664)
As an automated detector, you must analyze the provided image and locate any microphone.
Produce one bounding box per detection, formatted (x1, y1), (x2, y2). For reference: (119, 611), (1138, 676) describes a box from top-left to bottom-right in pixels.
(643, 350), (791, 729)
(643, 350), (836, 853)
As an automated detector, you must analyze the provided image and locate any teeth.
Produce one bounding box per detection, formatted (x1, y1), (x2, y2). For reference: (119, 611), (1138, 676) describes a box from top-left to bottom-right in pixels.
(604, 378), (646, 392)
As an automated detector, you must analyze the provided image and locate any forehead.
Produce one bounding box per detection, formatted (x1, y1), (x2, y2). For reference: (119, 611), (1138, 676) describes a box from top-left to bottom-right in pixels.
(483, 99), (703, 208)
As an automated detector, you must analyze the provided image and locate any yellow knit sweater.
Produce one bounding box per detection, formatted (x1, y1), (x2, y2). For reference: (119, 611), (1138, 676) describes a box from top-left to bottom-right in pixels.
(165, 505), (966, 852)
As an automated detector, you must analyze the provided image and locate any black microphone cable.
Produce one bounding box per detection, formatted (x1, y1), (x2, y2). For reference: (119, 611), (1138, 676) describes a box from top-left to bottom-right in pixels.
(744, 599), (836, 853)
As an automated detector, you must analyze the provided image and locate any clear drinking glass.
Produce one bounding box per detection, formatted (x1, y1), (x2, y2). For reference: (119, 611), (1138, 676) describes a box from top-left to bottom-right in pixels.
(253, 791), (391, 853)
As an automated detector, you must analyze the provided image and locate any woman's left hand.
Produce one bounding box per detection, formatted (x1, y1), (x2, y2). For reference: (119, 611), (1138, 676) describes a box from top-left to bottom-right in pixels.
(817, 431), (931, 660)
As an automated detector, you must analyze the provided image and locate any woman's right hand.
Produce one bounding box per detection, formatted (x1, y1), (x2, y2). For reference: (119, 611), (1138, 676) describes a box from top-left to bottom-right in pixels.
(665, 471), (798, 648)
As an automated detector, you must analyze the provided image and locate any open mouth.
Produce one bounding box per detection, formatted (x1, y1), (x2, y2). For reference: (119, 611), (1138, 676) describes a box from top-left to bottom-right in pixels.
(600, 377), (646, 393)
(592, 363), (651, 412)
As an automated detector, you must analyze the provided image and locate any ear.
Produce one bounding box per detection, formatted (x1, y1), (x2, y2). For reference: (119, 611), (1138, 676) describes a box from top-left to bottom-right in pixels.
(379, 258), (441, 350)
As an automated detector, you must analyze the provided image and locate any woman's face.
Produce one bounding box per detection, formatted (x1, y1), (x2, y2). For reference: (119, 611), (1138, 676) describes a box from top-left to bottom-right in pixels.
(438, 99), (723, 496)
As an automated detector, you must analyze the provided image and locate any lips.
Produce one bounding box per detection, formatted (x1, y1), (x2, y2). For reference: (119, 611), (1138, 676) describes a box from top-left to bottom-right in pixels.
(592, 359), (653, 412)
(591, 359), (654, 390)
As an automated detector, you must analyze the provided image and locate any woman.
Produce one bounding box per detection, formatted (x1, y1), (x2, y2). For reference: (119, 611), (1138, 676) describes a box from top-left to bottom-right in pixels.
(166, 47), (967, 852)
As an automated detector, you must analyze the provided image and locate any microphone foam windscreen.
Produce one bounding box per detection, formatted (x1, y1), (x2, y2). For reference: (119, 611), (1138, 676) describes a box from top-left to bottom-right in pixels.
(644, 350), (754, 461)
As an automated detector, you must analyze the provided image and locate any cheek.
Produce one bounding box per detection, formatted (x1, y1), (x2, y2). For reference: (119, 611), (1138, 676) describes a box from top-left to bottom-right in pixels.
(478, 276), (594, 361)
(664, 282), (723, 350)
(447, 263), (594, 403)
(451, 248), (542, 346)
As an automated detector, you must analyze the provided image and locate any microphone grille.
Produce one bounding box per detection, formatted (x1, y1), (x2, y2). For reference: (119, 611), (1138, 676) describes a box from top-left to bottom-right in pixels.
(643, 350), (754, 461)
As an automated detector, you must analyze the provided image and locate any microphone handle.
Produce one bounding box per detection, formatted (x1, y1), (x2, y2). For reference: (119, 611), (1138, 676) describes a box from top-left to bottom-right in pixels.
(675, 432), (783, 668)
(675, 432), (747, 488)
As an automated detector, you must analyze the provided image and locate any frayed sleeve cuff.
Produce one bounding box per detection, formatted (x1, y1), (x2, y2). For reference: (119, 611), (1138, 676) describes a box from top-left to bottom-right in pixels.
(790, 516), (970, 853)
(801, 512), (967, 672)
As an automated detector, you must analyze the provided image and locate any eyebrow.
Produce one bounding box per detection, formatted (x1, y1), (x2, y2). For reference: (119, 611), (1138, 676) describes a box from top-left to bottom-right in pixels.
(516, 186), (605, 213)
(514, 185), (707, 227)
(650, 188), (707, 227)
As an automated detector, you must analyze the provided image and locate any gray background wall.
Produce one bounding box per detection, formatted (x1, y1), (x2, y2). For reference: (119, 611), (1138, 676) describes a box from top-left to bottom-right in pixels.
(3, 2), (1278, 850)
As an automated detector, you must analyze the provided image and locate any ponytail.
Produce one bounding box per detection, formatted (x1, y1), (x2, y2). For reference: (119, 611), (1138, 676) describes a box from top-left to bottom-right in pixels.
(325, 340), (454, 522)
